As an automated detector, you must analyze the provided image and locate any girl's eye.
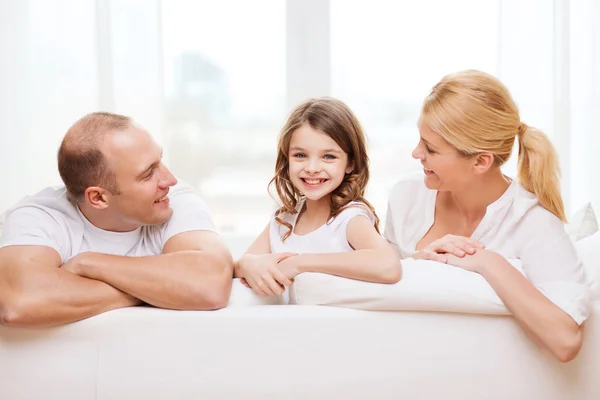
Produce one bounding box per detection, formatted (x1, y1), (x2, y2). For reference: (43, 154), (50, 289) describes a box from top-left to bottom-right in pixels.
(292, 153), (306, 158)
(323, 154), (336, 160)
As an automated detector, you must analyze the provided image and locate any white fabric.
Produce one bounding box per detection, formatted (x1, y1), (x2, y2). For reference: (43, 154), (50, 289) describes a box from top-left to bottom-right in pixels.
(291, 258), (512, 314)
(575, 231), (600, 301)
(1, 304), (599, 400)
(384, 174), (591, 325)
(269, 200), (375, 254)
(227, 278), (283, 306)
(566, 202), (599, 242)
(0, 182), (215, 262)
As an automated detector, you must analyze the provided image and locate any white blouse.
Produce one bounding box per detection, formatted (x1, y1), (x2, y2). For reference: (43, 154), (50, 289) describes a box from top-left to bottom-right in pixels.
(384, 174), (592, 324)
(270, 200), (375, 254)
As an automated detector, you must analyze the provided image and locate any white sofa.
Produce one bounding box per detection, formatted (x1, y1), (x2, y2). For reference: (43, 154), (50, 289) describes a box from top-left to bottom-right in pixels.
(1, 297), (598, 399)
(1, 214), (599, 399)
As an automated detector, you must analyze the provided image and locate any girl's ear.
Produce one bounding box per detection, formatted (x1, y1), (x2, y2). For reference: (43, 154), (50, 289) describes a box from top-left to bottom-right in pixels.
(345, 161), (354, 175)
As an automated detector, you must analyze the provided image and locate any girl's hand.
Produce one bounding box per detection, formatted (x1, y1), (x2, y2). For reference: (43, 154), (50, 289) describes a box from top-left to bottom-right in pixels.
(276, 255), (303, 280)
(237, 253), (296, 296)
(413, 234), (485, 263)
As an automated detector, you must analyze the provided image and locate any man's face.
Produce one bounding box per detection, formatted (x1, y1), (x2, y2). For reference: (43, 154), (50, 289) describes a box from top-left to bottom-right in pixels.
(100, 124), (178, 230)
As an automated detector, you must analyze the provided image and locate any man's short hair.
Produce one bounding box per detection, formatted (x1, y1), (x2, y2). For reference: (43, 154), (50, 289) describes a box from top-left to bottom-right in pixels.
(57, 112), (132, 203)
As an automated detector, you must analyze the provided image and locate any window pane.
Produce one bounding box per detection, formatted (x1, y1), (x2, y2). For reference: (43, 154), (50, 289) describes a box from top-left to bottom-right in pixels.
(161, 0), (286, 235)
(331, 0), (499, 219)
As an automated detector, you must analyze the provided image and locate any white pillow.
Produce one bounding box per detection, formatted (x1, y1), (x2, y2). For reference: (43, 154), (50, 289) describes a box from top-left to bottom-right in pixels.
(0, 209), (5, 236)
(227, 278), (284, 306)
(575, 230), (600, 302)
(290, 258), (512, 315)
(566, 202), (598, 241)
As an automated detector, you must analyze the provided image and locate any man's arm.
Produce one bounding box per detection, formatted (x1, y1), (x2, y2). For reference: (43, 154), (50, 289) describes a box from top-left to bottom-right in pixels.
(65, 231), (234, 310)
(0, 246), (141, 328)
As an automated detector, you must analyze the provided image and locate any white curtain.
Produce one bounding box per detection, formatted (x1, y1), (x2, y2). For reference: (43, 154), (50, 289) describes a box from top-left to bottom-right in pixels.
(0, 0), (598, 251)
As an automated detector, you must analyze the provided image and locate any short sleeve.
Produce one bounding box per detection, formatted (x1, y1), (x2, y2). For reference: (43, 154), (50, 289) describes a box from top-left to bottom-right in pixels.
(0, 206), (68, 261)
(335, 203), (376, 235)
(518, 209), (591, 325)
(384, 201), (398, 249)
(161, 183), (217, 247)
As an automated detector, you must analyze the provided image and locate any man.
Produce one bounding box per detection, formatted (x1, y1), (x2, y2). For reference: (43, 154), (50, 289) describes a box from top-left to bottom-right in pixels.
(0, 112), (233, 327)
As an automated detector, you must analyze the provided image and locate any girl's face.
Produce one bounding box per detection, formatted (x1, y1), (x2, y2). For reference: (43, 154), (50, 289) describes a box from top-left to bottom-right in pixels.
(287, 122), (353, 202)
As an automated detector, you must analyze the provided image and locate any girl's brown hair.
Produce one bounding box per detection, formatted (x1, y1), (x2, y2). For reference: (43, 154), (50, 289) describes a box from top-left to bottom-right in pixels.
(269, 97), (380, 240)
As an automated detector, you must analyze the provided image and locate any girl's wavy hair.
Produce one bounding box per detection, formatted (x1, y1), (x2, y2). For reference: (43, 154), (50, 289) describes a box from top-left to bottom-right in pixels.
(268, 97), (380, 241)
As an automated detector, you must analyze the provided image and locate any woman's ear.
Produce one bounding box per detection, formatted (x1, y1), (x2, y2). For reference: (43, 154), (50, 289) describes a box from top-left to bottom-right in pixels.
(473, 152), (495, 174)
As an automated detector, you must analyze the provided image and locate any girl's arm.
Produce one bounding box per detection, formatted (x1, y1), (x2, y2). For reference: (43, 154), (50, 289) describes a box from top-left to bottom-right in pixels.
(234, 223), (294, 296)
(278, 216), (402, 284)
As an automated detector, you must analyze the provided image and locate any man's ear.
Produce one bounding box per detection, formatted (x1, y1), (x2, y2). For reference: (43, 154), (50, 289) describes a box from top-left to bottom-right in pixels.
(473, 152), (495, 174)
(84, 187), (109, 210)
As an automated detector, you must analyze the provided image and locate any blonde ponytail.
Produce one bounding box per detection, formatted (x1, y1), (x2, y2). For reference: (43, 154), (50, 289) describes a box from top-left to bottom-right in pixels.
(421, 70), (567, 222)
(517, 122), (566, 222)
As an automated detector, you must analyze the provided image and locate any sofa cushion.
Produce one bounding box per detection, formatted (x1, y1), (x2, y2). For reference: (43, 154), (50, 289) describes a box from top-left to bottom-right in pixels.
(575, 230), (600, 301)
(0, 209), (5, 236)
(566, 202), (598, 241)
(290, 258), (511, 315)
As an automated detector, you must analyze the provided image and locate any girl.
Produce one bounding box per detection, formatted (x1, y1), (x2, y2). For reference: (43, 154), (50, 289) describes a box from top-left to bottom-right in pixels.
(235, 97), (401, 297)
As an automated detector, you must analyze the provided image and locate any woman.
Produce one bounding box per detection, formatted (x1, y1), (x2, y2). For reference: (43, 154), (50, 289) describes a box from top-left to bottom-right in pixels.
(385, 70), (591, 362)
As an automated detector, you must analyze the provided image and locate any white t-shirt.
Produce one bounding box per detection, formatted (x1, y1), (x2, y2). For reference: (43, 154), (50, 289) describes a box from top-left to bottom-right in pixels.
(384, 174), (591, 324)
(270, 200), (376, 254)
(0, 182), (216, 263)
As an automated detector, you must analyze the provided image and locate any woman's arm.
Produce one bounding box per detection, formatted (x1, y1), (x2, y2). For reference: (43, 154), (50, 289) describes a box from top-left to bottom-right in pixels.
(447, 247), (586, 362)
(278, 216), (402, 284)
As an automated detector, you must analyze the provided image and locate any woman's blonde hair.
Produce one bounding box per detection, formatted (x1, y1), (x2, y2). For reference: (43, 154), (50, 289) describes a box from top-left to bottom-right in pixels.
(420, 70), (566, 222)
(269, 97), (380, 240)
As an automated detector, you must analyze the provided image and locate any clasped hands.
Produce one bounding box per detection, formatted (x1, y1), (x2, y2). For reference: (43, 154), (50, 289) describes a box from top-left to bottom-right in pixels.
(237, 252), (301, 297)
(413, 234), (497, 273)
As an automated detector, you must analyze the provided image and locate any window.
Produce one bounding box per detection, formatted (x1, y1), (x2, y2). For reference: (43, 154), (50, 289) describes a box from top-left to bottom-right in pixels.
(161, 0), (286, 236)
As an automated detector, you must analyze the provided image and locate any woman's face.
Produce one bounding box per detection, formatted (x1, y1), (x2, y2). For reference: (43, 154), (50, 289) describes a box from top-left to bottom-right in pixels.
(412, 118), (476, 192)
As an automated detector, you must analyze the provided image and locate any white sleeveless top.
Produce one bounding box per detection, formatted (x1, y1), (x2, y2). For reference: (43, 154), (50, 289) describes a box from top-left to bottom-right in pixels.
(270, 200), (376, 254)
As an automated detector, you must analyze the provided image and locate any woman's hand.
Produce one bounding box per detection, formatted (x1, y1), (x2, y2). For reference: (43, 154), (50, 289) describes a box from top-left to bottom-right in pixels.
(444, 249), (502, 273)
(413, 234), (485, 263)
(236, 253), (296, 296)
